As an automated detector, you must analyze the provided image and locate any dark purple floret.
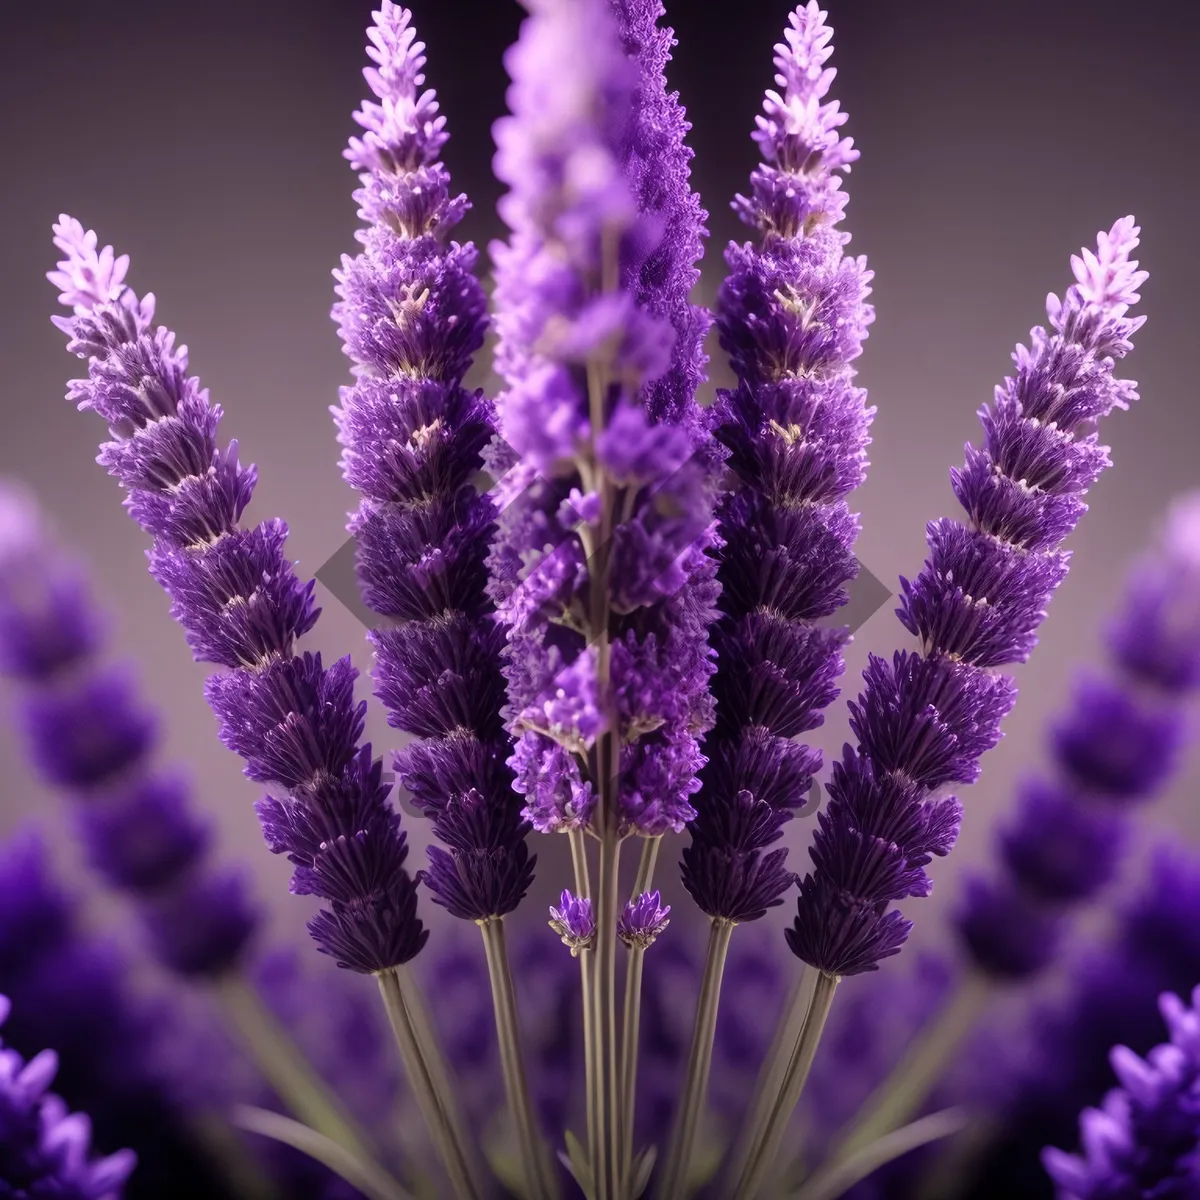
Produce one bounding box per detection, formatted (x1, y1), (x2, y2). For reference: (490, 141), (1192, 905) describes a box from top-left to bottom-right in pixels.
(684, 1), (874, 926)
(75, 773), (211, 894)
(790, 214), (1147, 976)
(0, 485), (257, 979)
(50, 215), (423, 974)
(956, 493), (1200, 984)
(331, 3), (533, 921)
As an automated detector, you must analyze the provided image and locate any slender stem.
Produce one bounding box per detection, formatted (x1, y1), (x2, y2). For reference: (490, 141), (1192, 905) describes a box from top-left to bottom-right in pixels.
(376, 970), (480, 1200)
(832, 973), (991, 1160)
(733, 971), (840, 1200)
(232, 1105), (417, 1200)
(569, 825), (600, 1194)
(617, 835), (661, 1197)
(657, 918), (735, 1200)
(618, 944), (645, 1199)
(393, 965), (485, 1197)
(580, 945), (601, 1197)
(593, 829), (623, 1200)
(629, 835), (660, 899)
(481, 917), (560, 1200)
(213, 972), (375, 1163)
(788, 1109), (969, 1200)
(725, 972), (810, 1191)
(570, 827), (592, 902)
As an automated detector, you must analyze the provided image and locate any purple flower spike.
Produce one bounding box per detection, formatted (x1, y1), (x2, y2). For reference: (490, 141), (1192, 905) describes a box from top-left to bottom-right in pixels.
(957, 492), (1200, 981)
(617, 890), (671, 949)
(789, 216), (1147, 976)
(1043, 986), (1200, 1198)
(0, 484), (257, 979)
(50, 219), (425, 974)
(549, 890), (596, 957)
(683, 2), (874, 924)
(487, 0), (719, 840)
(0, 993), (137, 1200)
(332, 4), (533, 921)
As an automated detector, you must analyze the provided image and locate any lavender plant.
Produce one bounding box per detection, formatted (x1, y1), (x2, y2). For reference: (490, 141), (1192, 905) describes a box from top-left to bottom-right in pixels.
(23, 2), (1173, 1199)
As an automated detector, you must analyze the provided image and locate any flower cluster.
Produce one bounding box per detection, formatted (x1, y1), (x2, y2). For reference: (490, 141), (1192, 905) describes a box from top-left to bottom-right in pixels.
(681, 0), (875, 927)
(0, 484), (258, 978)
(788, 217), (1148, 977)
(0, 992), (136, 1200)
(48, 218), (425, 975)
(957, 493), (1200, 980)
(331, 1), (533, 923)
(1044, 986), (1200, 1198)
(486, 0), (718, 839)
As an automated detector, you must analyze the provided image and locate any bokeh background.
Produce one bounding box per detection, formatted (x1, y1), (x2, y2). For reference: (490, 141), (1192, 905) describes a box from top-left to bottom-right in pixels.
(1, 0), (1198, 1072)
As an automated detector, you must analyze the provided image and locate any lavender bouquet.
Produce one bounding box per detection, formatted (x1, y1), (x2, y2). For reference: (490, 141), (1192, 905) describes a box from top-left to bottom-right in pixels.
(2, 1), (1187, 1198)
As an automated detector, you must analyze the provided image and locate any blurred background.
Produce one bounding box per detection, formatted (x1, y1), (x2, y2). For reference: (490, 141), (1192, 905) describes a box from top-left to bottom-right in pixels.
(0, 0), (1198, 1191)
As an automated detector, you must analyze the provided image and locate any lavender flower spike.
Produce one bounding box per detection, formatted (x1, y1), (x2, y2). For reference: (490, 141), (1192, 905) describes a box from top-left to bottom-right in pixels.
(682, 0), (875, 928)
(0, 482), (258, 979)
(0, 993), (137, 1199)
(487, 0), (716, 841)
(788, 216), (1147, 978)
(331, 1), (533, 924)
(1043, 986), (1200, 1198)
(958, 490), (1200, 981)
(49, 217), (426, 975)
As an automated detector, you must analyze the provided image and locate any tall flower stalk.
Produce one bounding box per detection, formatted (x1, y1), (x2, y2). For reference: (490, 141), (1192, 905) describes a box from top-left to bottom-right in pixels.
(669, 3), (876, 1194)
(329, 4), (544, 1197)
(736, 160), (1149, 1200)
(487, 0), (717, 1196)
(46, 219), (462, 1197)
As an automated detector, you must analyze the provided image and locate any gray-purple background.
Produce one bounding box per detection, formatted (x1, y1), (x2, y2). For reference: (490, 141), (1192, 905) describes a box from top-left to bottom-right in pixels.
(1, 0), (1197, 969)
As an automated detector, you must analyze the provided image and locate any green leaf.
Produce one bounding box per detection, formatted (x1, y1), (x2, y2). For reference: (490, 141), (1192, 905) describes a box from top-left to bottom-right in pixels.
(231, 1105), (415, 1200)
(686, 1113), (728, 1193)
(630, 1144), (658, 1199)
(560, 1130), (595, 1200)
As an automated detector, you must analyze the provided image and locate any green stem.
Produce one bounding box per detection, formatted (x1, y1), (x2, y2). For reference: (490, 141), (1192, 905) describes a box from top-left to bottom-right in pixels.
(481, 917), (560, 1200)
(617, 835), (661, 1197)
(832, 973), (991, 1160)
(618, 943), (645, 1198)
(733, 971), (839, 1200)
(725, 973), (810, 1191)
(376, 970), (480, 1200)
(569, 827), (600, 1196)
(593, 829), (623, 1200)
(657, 918), (735, 1200)
(214, 972), (375, 1163)
(393, 965), (484, 1196)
